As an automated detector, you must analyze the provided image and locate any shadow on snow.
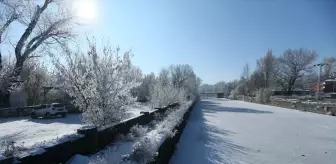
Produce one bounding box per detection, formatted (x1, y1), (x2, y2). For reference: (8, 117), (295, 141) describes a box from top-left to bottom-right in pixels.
(201, 100), (273, 114)
(171, 100), (251, 164)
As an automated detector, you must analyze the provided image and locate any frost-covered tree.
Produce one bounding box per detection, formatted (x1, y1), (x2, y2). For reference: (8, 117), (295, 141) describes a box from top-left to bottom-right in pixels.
(0, 66), (14, 107)
(272, 48), (317, 95)
(229, 86), (239, 100)
(0, 0), (74, 105)
(199, 84), (215, 93)
(255, 88), (273, 104)
(138, 73), (156, 102)
(158, 68), (170, 86)
(51, 40), (140, 127)
(149, 69), (183, 108)
(169, 64), (194, 88)
(256, 50), (276, 88)
(214, 81), (226, 93)
(241, 63), (251, 96)
(149, 64), (200, 107)
(169, 64), (199, 100)
(250, 69), (264, 91)
(124, 64), (143, 98)
(149, 83), (186, 108)
(0, 55), (16, 106)
(21, 59), (51, 105)
(323, 57), (336, 79)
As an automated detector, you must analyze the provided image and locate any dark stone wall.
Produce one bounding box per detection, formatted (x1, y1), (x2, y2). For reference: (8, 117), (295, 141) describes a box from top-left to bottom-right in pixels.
(17, 136), (88, 164)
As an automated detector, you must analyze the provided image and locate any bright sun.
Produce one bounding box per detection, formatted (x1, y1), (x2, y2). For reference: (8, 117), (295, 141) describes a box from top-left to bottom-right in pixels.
(73, 0), (97, 23)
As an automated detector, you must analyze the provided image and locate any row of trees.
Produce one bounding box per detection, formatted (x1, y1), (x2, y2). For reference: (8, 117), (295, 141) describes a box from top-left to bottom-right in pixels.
(1, 36), (201, 126)
(52, 40), (200, 126)
(0, 0), (201, 126)
(201, 48), (336, 98)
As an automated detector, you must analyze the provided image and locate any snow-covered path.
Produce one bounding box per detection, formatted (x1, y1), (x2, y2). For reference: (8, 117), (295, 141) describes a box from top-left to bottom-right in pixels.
(171, 99), (336, 164)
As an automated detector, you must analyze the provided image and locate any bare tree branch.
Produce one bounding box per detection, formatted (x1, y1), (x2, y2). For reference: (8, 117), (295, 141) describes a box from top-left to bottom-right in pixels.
(15, 0), (52, 59)
(0, 13), (17, 42)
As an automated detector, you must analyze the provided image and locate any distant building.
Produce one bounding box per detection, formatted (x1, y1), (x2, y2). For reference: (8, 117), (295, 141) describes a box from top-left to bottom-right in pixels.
(200, 92), (217, 98)
(217, 93), (225, 98)
(322, 79), (336, 93)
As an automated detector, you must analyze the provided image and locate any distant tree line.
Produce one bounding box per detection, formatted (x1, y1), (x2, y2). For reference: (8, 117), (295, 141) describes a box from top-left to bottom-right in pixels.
(201, 48), (336, 97)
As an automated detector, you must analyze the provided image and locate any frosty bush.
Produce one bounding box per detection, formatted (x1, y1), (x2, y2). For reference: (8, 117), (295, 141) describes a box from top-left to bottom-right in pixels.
(153, 112), (163, 121)
(0, 140), (26, 157)
(256, 88), (273, 104)
(263, 88), (273, 103)
(229, 88), (238, 100)
(149, 83), (186, 108)
(90, 102), (192, 164)
(51, 40), (140, 127)
(147, 64), (200, 108)
(127, 102), (191, 163)
(130, 124), (148, 138)
(127, 136), (157, 163)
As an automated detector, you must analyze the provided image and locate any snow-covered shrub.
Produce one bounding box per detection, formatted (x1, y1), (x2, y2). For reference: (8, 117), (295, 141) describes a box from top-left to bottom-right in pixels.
(229, 88), (238, 100)
(137, 73), (156, 102)
(88, 102), (192, 164)
(149, 83), (186, 108)
(130, 124), (147, 138)
(292, 101), (303, 109)
(51, 40), (140, 127)
(324, 106), (336, 116)
(127, 136), (157, 163)
(255, 88), (273, 104)
(153, 112), (163, 121)
(145, 64), (200, 107)
(0, 140), (26, 157)
(127, 102), (191, 163)
(263, 88), (273, 103)
(255, 89), (264, 103)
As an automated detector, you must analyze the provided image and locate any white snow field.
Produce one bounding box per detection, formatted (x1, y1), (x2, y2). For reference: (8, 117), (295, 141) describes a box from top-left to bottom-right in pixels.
(0, 114), (83, 149)
(171, 99), (336, 164)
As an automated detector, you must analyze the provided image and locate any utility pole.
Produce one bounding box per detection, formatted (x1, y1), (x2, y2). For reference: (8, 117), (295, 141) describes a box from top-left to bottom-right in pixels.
(313, 62), (328, 100)
(333, 72), (336, 93)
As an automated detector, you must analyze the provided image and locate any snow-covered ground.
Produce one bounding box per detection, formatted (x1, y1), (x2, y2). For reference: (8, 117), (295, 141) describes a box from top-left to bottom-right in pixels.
(0, 114), (83, 150)
(124, 103), (154, 119)
(171, 99), (336, 164)
(0, 102), (152, 159)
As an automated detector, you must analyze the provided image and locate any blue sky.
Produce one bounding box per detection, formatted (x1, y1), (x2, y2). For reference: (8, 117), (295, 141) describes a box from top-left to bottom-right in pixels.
(83, 0), (336, 85)
(14, 0), (336, 84)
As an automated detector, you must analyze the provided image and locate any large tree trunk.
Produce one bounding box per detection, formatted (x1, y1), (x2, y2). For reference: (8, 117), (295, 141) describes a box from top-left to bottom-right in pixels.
(13, 56), (25, 80)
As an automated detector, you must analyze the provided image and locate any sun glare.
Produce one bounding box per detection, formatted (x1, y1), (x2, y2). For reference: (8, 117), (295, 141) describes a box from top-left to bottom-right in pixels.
(73, 0), (97, 23)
